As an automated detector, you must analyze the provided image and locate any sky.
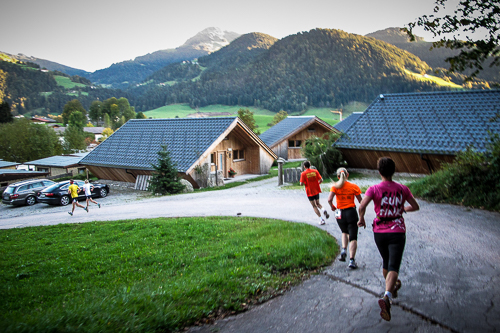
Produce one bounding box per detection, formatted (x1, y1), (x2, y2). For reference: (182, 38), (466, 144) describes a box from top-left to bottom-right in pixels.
(1, 0), (462, 72)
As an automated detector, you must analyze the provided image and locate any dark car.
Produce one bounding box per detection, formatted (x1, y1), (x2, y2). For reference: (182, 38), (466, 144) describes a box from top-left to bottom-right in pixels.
(2, 179), (56, 206)
(37, 180), (109, 206)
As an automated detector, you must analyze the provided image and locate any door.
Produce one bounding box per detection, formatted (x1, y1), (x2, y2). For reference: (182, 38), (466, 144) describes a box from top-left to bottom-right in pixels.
(218, 152), (226, 178)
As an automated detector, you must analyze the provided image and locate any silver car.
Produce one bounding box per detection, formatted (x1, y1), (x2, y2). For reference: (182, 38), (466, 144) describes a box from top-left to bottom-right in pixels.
(2, 179), (56, 206)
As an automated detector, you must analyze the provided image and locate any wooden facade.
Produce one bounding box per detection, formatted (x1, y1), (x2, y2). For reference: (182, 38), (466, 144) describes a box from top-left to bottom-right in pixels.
(271, 121), (336, 160)
(83, 119), (277, 189)
(339, 149), (456, 174)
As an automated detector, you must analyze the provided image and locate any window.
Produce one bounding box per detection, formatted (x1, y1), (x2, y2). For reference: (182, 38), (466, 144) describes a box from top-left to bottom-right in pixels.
(211, 153), (215, 164)
(308, 127), (316, 132)
(289, 140), (302, 148)
(233, 149), (245, 161)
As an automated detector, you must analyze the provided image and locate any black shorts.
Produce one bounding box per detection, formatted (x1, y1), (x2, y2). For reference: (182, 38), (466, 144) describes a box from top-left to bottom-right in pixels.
(86, 195), (92, 199)
(374, 232), (406, 273)
(336, 207), (359, 241)
(72, 198), (78, 203)
(308, 194), (320, 201)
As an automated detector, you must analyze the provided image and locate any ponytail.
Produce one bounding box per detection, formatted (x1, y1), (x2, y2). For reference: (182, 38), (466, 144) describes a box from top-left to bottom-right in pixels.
(332, 168), (348, 189)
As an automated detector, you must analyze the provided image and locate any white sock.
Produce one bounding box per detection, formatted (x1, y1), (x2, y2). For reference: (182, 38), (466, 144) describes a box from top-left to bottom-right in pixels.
(384, 291), (393, 301)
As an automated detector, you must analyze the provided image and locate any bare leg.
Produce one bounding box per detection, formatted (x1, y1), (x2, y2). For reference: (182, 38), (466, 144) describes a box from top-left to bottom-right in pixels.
(341, 233), (348, 249)
(349, 240), (357, 259)
(309, 200), (321, 217)
(383, 269), (399, 294)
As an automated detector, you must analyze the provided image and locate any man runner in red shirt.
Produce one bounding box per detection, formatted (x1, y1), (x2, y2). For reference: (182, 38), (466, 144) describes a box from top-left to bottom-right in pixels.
(300, 161), (330, 225)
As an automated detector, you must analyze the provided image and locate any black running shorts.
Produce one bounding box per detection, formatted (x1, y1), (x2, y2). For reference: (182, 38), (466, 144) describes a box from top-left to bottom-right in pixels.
(336, 207), (359, 241)
(374, 232), (406, 273)
(308, 194), (320, 201)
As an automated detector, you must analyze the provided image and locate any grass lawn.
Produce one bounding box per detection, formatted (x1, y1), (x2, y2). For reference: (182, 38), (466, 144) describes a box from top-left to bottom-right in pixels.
(54, 75), (87, 89)
(404, 69), (463, 89)
(0, 216), (336, 333)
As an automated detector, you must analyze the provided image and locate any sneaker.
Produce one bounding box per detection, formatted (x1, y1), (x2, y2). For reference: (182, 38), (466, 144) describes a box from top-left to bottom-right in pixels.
(85, 207), (89, 212)
(378, 296), (391, 321)
(98, 203), (101, 208)
(349, 259), (358, 269)
(339, 251), (347, 262)
(323, 210), (330, 219)
(393, 279), (402, 298)
(319, 218), (326, 225)
(68, 212), (73, 216)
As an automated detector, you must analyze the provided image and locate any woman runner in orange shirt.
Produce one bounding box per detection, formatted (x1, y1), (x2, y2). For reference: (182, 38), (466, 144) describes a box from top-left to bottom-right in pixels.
(327, 168), (362, 268)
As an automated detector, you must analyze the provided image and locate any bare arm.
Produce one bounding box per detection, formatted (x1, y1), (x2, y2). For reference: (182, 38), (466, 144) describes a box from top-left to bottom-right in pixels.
(357, 195), (373, 228)
(327, 191), (336, 210)
(356, 194), (362, 204)
(405, 196), (419, 213)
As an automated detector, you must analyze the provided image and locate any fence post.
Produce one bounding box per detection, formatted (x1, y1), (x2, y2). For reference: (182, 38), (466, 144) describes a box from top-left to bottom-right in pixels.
(277, 158), (285, 186)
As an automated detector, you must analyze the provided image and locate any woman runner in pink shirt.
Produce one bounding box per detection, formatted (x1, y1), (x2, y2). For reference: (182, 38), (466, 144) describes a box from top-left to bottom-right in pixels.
(358, 157), (419, 322)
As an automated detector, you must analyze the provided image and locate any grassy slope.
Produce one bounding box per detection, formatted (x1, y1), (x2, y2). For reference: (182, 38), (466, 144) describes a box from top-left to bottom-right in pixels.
(404, 69), (463, 89)
(0, 216), (336, 332)
(54, 75), (87, 89)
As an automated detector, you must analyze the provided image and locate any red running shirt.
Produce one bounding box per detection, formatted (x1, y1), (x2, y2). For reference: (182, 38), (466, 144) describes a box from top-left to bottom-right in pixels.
(300, 169), (322, 197)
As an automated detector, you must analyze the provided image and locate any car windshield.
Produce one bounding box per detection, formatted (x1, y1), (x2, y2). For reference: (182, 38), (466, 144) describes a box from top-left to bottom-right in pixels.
(4, 186), (15, 194)
(43, 183), (66, 192)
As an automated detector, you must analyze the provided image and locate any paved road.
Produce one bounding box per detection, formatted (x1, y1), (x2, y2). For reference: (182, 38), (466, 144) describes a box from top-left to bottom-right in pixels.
(1, 177), (499, 332)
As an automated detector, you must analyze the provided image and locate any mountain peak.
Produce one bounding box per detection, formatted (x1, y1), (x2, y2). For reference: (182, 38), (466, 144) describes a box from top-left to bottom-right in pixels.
(181, 27), (241, 52)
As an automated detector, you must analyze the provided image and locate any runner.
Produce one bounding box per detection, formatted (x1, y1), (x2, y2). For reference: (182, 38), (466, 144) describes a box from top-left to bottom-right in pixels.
(68, 180), (88, 216)
(299, 161), (329, 225)
(327, 168), (362, 268)
(358, 157), (419, 321)
(82, 179), (101, 210)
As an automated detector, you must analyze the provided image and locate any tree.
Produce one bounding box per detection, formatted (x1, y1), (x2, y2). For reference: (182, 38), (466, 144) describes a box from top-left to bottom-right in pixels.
(148, 145), (185, 195)
(0, 118), (62, 163)
(237, 108), (260, 134)
(89, 100), (103, 125)
(103, 113), (112, 128)
(0, 101), (13, 123)
(99, 128), (114, 143)
(270, 110), (288, 126)
(136, 112), (147, 119)
(405, 0), (500, 79)
(62, 125), (86, 153)
(62, 99), (87, 125)
(68, 111), (86, 131)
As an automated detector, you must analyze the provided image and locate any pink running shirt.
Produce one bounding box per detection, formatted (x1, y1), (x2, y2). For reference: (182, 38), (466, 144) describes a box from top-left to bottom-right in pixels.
(365, 181), (414, 233)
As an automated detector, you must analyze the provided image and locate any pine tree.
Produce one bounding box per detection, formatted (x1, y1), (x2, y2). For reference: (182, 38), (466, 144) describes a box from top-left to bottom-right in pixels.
(148, 145), (185, 195)
(0, 102), (13, 123)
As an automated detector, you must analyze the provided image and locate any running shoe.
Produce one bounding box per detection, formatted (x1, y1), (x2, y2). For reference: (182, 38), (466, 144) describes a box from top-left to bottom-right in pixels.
(349, 259), (358, 269)
(319, 218), (326, 225)
(323, 209), (330, 219)
(98, 203), (101, 208)
(339, 251), (347, 262)
(85, 207), (89, 212)
(378, 296), (391, 321)
(68, 212), (73, 216)
(393, 279), (402, 298)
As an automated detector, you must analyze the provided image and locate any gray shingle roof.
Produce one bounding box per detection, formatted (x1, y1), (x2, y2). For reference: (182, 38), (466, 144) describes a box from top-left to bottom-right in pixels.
(334, 90), (500, 154)
(0, 160), (19, 168)
(334, 112), (363, 132)
(79, 117), (238, 172)
(26, 155), (85, 167)
(259, 116), (318, 147)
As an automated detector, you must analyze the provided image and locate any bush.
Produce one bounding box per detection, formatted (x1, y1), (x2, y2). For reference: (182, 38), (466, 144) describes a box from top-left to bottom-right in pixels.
(408, 134), (500, 211)
(302, 132), (346, 178)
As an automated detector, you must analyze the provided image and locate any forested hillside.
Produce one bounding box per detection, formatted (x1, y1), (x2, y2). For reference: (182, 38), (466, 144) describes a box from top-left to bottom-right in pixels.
(132, 29), (455, 112)
(366, 28), (500, 83)
(0, 57), (132, 116)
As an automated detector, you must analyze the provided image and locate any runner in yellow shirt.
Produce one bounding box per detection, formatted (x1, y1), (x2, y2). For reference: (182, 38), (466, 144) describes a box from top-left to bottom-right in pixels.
(68, 180), (87, 216)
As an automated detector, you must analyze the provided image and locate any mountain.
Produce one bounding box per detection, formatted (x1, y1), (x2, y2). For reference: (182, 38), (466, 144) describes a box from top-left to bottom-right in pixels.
(366, 27), (500, 82)
(134, 28), (461, 112)
(86, 27), (241, 88)
(1, 52), (90, 77)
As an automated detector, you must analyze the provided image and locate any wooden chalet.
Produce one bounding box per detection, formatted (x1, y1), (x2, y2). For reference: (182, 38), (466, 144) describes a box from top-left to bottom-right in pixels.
(334, 90), (500, 174)
(79, 117), (277, 188)
(259, 116), (337, 160)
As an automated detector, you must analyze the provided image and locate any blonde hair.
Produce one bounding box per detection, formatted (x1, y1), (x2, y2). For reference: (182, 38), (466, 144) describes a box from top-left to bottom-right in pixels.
(84, 180), (89, 184)
(332, 167), (348, 189)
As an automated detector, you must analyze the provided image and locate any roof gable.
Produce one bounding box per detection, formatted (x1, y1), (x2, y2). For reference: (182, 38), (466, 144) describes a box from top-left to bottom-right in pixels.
(334, 112), (363, 132)
(334, 90), (500, 154)
(80, 117), (240, 172)
(259, 116), (334, 147)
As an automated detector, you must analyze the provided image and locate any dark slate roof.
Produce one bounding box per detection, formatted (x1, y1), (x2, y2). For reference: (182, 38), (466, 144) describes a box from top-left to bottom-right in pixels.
(334, 90), (500, 154)
(259, 116), (318, 147)
(334, 112), (363, 132)
(0, 169), (47, 175)
(26, 155), (85, 167)
(79, 117), (238, 172)
(0, 160), (19, 168)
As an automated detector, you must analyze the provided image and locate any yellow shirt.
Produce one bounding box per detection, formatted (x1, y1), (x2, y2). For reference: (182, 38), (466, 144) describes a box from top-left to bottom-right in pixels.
(68, 184), (79, 198)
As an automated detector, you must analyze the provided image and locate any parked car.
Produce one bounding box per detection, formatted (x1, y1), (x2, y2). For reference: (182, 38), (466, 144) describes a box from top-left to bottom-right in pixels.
(2, 179), (56, 206)
(37, 180), (109, 206)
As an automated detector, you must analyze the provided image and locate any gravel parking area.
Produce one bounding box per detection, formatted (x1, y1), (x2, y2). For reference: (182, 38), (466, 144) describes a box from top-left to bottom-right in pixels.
(0, 180), (151, 219)
(0, 170), (423, 220)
